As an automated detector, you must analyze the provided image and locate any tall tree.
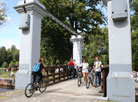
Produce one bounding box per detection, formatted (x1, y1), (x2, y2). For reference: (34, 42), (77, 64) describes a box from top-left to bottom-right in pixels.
(0, 45), (19, 67)
(0, 1), (6, 25)
(131, 0), (138, 70)
(0, 47), (7, 66)
(83, 27), (108, 66)
(39, 0), (104, 65)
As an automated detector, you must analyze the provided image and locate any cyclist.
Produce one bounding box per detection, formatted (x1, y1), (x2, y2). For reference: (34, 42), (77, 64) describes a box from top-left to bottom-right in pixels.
(32, 58), (46, 85)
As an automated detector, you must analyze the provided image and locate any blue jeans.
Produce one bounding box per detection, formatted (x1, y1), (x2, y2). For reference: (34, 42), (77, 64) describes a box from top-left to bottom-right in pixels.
(69, 66), (76, 78)
(95, 71), (101, 86)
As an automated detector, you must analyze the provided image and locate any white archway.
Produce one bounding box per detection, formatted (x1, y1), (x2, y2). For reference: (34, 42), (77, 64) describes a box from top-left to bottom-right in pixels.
(14, 0), (135, 102)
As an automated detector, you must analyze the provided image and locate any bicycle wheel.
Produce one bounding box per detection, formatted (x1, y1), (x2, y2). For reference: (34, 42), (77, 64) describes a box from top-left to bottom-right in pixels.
(78, 76), (81, 87)
(86, 77), (90, 89)
(39, 81), (47, 93)
(91, 78), (94, 86)
(91, 74), (94, 86)
(25, 83), (35, 98)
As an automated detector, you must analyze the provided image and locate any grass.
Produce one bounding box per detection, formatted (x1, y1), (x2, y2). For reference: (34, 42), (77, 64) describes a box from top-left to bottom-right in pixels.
(0, 71), (16, 79)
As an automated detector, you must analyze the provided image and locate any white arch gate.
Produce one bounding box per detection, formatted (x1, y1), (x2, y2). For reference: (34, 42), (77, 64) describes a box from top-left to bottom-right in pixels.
(14, 0), (135, 102)
(14, 0), (83, 90)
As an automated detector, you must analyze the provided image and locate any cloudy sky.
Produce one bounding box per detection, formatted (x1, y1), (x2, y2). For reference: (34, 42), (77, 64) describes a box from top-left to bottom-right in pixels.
(0, 0), (20, 49)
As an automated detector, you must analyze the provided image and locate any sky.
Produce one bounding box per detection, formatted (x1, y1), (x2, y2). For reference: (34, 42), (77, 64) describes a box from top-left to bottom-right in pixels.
(0, 0), (107, 50)
(0, 0), (20, 49)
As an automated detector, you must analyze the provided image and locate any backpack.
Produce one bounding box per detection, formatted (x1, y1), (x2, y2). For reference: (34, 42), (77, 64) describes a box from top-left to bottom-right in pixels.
(32, 63), (40, 72)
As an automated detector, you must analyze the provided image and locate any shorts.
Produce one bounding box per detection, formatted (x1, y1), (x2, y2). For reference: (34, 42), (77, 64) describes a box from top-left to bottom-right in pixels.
(82, 69), (88, 73)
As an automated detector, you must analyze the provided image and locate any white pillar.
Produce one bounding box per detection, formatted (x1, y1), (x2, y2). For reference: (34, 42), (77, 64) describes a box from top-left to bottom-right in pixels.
(70, 35), (83, 66)
(14, 0), (46, 89)
(106, 0), (135, 102)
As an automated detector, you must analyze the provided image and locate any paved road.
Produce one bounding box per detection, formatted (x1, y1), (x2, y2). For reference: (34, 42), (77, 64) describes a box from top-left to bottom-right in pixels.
(0, 79), (108, 102)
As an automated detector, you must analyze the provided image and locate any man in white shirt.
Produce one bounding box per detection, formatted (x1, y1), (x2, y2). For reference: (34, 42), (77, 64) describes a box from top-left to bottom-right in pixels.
(93, 56), (102, 87)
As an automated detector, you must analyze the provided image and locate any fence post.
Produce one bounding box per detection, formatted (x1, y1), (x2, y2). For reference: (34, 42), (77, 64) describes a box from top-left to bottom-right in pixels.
(101, 66), (109, 97)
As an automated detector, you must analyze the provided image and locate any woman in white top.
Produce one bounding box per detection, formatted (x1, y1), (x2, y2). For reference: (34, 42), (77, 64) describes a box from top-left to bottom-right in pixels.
(79, 59), (89, 84)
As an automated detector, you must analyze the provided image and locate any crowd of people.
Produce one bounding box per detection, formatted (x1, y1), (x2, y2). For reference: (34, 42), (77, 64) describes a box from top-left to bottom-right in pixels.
(68, 56), (103, 88)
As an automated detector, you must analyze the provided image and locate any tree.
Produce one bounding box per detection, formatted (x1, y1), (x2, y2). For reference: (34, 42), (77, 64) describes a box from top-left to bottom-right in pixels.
(39, 0), (104, 65)
(2, 62), (8, 68)
(7, 45), (19, 64)
(0, 46), (7, 66)
(0, 45), (19, 67)
(132, 29), (138, 70)
(13, 50), (19, 62)
(9, 61), (14, 67)
(82, 27), (108, 66)
(7, 48), (13, 65)
(131, 0), (138, 70)
(0, 1), (6, 25)
(15, 61), (19, 66)
(131, 0), (138, 31)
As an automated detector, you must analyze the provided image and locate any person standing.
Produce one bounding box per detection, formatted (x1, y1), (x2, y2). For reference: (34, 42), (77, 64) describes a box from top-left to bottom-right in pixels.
(68, 59), (75, 78)
(93, 56), (102, 87)
(10, 66), (14, 77)
(73, 59), (78, 77)
(79, 59), (89, 85)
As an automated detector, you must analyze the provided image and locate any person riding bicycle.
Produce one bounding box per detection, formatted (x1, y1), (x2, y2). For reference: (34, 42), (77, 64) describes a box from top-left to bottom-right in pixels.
(32, 58), (46, 85)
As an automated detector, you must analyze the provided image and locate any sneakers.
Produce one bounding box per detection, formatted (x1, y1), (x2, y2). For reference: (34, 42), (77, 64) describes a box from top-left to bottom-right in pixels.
(94, 85), (97, 88)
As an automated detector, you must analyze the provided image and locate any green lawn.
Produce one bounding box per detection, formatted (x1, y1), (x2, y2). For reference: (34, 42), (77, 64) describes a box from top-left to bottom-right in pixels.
(0, 71), (16, 79)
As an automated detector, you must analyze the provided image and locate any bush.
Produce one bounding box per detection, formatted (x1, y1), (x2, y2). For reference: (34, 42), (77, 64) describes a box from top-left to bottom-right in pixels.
(15, 61), (19, 66)
(9, 61), (14, 67)
(2, 62), (8, 68)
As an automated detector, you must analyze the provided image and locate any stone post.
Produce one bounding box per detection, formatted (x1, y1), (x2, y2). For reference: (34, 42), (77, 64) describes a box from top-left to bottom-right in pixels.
(103, 0), (135, 102)
(14, 0), (46, 89)
(70, 35), (84, 66)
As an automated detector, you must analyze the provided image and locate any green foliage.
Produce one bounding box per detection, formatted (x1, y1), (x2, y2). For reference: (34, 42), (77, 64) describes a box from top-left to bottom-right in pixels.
(132, 29), (138, 70)
(131, 0), (138, 31)
(0, 45), (19, 67)
(131, 0), (138, 70)
(0, 47), (7, 66)
(9, 61), (14, 67)
(83, 27), (108, 66)
(0, 2), (6, 25)
(39, 0), (104, 66)
(15, 61), (19, 66)
(2, 62), (8, 68)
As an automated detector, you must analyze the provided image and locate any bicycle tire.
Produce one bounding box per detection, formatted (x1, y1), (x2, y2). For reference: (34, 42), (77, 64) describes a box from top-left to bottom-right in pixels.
(39, 81), (47, 93)
(91, 74), (94, 86)
(78, 76), (81, 87)
(25, 83), (35, 98)
(86, 77), (90, 89)
(91, 78), (94, 86)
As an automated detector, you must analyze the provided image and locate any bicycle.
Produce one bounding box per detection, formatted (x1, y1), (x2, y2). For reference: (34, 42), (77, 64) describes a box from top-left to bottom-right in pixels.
(25, 75), (47, 98)
(86, 70), (95, 89)
(77, 68), (82, 87)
